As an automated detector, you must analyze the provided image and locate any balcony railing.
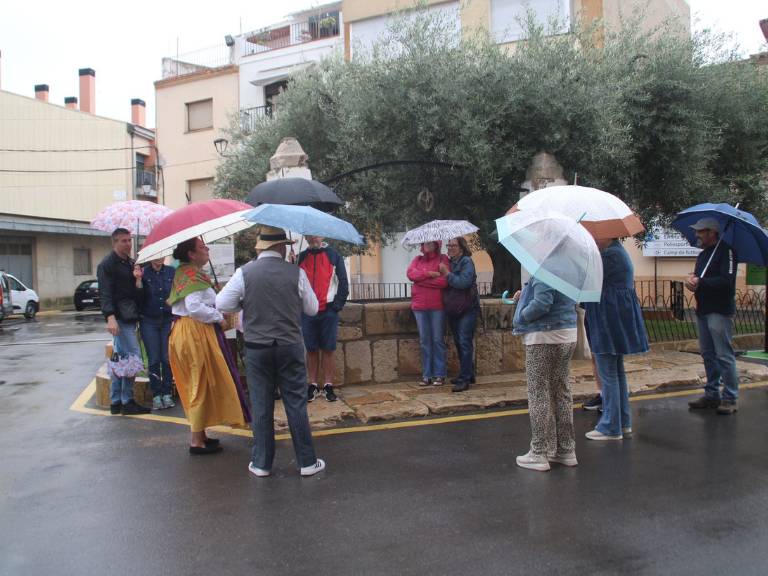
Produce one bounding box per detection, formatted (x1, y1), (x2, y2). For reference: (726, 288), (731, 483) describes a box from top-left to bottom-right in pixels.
(349, 282), (494, 302)
(135, 169), (157, 197)
(242, 14), (340, 57)
(240, 105), (273, 133)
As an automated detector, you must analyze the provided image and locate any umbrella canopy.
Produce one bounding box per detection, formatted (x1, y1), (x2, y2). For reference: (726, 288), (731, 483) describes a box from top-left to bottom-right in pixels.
(508, 185), (644, 240)
(245, 178), (344, 212)
(244, 204), (364, 245)
(90, 200), (174, 236)
(671, 203), (768, 266)
(137, 199), (253, 263)
(495, 209), (603, 302)
(401, 220), (479, 246)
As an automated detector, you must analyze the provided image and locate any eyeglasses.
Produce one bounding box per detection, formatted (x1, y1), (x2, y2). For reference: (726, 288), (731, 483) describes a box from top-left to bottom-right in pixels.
(447, 243), (459, 247)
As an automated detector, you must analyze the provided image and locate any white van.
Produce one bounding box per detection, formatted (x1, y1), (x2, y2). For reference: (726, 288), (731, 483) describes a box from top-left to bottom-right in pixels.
(1, 273), (39, 319)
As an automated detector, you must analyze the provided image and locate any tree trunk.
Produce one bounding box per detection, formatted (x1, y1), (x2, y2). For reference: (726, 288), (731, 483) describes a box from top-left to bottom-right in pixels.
(487, 241), (521, 296)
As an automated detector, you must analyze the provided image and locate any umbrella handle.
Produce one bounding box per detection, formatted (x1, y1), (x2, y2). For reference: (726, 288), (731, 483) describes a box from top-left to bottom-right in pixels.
(501, 290), (517, 305)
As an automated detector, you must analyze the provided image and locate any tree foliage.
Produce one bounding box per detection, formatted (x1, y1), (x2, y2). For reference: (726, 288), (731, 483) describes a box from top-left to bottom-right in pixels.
(216, 6), (768, 287)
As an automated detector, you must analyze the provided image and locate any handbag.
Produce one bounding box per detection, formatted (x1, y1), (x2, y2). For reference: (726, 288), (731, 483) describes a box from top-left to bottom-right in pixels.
(443, 275), (478, 317)
(116, 298), (140, 323)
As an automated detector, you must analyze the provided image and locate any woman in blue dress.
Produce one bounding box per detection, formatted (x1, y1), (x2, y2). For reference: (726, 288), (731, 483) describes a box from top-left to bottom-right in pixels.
(584, 239), (649, 440)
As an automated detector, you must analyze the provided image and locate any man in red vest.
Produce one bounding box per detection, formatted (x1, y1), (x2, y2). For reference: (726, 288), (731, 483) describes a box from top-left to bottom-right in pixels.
(298, 236), (349, 402)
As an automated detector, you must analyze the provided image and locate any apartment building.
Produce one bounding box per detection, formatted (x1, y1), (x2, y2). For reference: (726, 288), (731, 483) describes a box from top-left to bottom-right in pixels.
(0, 69), (156, 306)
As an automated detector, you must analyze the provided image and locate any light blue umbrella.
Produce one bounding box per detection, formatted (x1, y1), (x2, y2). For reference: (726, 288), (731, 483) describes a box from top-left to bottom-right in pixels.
(243, 203), (364, 245)
(495, 209), (603, 302)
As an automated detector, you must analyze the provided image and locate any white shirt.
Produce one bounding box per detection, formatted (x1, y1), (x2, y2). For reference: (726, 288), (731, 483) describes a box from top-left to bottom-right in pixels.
(171, 286), (223, 325)
(523, 328), (578, 346)
(215, 250), (319, 317)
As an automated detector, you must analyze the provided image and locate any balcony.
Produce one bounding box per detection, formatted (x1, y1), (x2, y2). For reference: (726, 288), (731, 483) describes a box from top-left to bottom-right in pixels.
(135, 169), (157, 197)
(242, 13), (340, 57)
(240, 105), (273, 133)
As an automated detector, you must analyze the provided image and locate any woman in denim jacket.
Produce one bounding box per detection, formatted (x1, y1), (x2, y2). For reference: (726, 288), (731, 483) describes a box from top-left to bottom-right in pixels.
(512, 277), (578, 472)
(583, 239), (648, 441)
(441, 237), (480, 392)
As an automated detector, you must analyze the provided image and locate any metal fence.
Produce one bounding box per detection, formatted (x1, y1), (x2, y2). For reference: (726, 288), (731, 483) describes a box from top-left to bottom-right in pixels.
(636, 280), (765, 342)
(242, 14), (340, 57)
(349, 280), (766, 343)
(240, 105), (273, 133)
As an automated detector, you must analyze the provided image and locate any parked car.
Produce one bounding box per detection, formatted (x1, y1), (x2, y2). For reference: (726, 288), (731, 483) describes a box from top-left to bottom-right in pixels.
(74, 280), (100, 311)
(0, 272), (13, 323)
(3, 273), (40, 319)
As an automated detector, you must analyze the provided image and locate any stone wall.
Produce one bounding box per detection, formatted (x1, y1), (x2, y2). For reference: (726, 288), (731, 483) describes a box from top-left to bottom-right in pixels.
(335, 300), (523, 385)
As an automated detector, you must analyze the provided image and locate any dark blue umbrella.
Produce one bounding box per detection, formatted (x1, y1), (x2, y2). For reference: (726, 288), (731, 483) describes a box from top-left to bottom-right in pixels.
(671, 203), (768, 267)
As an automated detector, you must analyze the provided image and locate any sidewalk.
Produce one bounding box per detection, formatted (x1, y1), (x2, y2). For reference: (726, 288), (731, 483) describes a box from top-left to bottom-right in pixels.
(292, 350), (768, 431)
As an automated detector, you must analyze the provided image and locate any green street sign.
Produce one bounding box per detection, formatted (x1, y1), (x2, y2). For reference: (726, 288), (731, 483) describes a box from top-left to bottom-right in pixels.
(746, 264), (766, 285)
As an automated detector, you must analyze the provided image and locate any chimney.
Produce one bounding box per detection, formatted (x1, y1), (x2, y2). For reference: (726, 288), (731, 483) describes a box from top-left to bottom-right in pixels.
(65, 96), (78, 110)
(79, 68), (95, 114)
(131, 98), (146, 126)
(34, 84), (49, 102)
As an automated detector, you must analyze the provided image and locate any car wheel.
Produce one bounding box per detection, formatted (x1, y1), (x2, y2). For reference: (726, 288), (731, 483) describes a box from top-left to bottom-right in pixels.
(24, 302), (37, 320)
(75, 301), (84, 311)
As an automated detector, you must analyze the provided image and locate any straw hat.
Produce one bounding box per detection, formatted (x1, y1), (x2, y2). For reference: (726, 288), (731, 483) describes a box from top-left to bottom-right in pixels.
(255, 225), (296, 250)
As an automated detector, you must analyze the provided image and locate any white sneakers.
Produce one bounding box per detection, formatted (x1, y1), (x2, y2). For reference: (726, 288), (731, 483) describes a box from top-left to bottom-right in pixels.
(300, 459), (326, 477)
(162, 394), (175, 408)
(248, 462), (271, 477)
(585, 429), (623, 441)
(249, 458), (326, 478)
(516, 451), (550, 472)
(549, 452), (578, 467)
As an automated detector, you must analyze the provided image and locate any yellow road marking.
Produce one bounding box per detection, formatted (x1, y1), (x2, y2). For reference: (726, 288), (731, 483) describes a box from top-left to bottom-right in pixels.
(70, 379), (768, 441)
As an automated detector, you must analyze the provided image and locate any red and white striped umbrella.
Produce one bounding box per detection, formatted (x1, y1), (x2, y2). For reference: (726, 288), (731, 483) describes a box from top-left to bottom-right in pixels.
(137, 199), (254, 263)
(508, 185), (644, 240)
(90, 200), (174, 237)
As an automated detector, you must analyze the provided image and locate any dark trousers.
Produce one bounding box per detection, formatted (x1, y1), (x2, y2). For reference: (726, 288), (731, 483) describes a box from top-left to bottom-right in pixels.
(139, 315), (173, 396)
(448, 307), (477, 382)
(245, 343), (316, 470)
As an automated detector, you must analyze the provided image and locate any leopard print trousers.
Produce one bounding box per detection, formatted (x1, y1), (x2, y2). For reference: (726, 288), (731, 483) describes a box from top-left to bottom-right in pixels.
(524, 342), (577, 457)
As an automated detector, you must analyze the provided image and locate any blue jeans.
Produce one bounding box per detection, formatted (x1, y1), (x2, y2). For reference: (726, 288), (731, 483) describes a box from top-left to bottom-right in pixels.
(413, 310), (447, 379)
(448, 308), (477, 382)
(697, 313), (739, 401)
(111, 321), (141, 405)
(594, 353), (631, 436)
(245, 343), (317, 470)
(139, 315), (173, 397)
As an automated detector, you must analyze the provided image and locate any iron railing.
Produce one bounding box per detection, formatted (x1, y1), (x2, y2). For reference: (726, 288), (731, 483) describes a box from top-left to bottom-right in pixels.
(634, 280), (765, 342)
(240, 105), (273, 132)
(349, 282), (493, 302)
(349, 280), (765, 343)
(135, 169), (156, 189)
(242, 13), (340, 56)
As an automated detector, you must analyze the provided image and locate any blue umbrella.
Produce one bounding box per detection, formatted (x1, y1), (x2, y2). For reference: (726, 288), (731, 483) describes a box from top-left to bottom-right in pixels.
(671, 203), (768, 267)
(243, 204), (364, 245)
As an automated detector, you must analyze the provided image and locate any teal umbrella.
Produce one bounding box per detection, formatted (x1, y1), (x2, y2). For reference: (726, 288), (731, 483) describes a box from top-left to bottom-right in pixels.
(495, 209), (603, 302)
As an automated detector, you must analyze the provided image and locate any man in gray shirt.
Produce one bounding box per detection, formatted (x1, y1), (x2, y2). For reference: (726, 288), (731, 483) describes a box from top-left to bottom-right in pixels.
(216, 226), (324, 477)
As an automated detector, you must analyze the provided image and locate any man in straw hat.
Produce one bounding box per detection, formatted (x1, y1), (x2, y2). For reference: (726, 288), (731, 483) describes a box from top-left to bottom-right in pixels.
(684, 217), (740, 415)
(216, 226), (325, 477)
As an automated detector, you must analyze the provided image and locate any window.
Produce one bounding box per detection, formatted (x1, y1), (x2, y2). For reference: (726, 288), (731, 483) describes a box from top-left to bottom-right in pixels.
(73, 248), (92, 276)
(491, 0), (570, 43)
(187, 178), (214, 203)
(186, 98), (213, 132)
(8, 276), (24, 291)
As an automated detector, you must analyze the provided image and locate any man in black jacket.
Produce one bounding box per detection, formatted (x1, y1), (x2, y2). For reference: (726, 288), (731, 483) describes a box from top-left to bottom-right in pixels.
(685, 218), (740, 415)
(97, 228), (149, 415)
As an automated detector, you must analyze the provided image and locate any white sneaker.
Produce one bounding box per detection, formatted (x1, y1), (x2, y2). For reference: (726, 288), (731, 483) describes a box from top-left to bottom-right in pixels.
(516, 451), (550, 472)
(549, 452), (578, 467)
(300, 458), (326, 477)
(152, 396), (164, 411)
(162, 394), (175, 408)
(622, 427), (633, 437)
(585, 429), (623, 441)
(248, 462), (271, 477)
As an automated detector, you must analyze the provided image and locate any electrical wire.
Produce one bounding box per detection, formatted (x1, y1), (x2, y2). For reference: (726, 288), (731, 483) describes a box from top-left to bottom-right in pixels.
(0, 145), (154, 153)
(0, 158), (217, 174)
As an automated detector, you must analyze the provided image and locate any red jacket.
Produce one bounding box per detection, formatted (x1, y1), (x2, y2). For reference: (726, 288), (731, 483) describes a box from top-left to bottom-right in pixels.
(407, 243), (449, 311)
(298, 245), (349, 313)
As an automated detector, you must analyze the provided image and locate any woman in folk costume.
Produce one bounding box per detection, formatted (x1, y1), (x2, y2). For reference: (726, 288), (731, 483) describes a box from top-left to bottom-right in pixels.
(168, 237), (250, 455)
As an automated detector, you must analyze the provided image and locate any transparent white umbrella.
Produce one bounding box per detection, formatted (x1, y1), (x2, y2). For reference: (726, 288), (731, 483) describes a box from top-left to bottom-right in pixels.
(495, 209), (603, 302)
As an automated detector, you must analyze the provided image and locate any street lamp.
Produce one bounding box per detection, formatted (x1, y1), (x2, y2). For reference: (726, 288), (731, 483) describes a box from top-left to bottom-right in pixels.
(213, 138), (229, 156)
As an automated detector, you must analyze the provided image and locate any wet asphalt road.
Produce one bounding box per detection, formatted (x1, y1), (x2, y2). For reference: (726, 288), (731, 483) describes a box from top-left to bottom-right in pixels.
(1, 314), (768, 576)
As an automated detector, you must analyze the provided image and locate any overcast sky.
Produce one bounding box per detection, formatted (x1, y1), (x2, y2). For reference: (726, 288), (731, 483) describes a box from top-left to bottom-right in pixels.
(1, 0), (765, 127)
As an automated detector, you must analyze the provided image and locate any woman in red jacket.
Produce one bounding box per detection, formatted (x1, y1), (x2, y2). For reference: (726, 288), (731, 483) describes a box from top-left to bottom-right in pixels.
(407, 241), (450, 386)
